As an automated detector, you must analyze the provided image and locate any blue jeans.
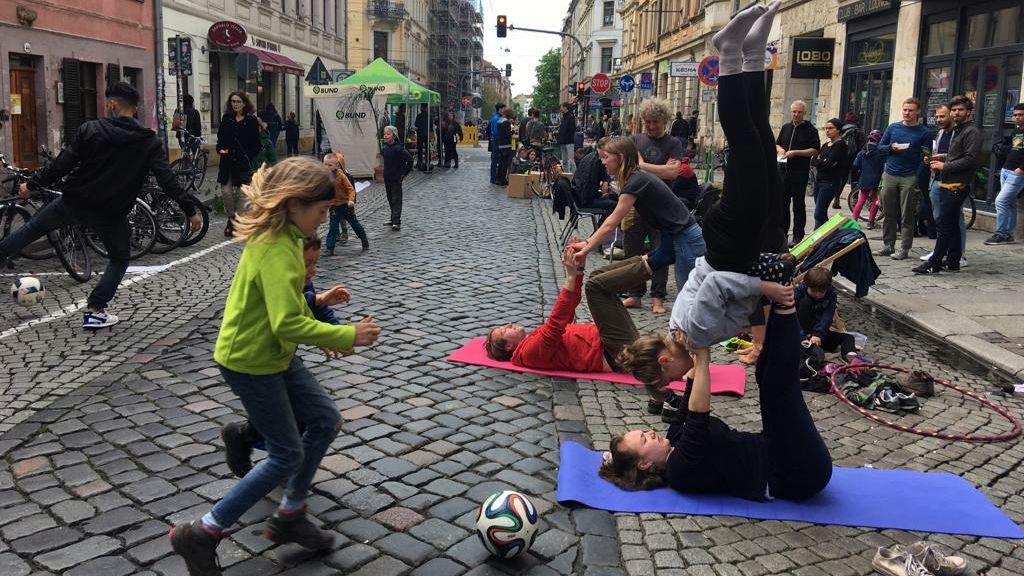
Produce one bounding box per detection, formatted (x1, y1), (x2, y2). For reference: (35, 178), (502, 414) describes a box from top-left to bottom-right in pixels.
(210, 357), (340, 527)
(929, 179), (966, 254)
(0, 197), (128, 310)
(996, 168), (1024, 237)
(812, 179), (837, 230)
(325, 205), (366, 249)
(646, 222), (706, 289)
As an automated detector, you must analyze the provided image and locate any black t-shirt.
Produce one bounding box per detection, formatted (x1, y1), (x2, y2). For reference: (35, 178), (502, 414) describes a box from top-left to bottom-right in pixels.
(631, 133), (683, 183)
(776, 121), (821, 172)
(1004, 128), (1024, 172)
(621, 170), (695, 235)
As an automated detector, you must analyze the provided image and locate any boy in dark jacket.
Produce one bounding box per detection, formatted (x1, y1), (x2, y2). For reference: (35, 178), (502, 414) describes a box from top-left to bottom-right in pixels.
(558, 102), (578, 172)
(851, 129), (884, 228)
(796, 268), (855, 359)
(381, 125), (414, 230)
(7, 82), (199, 329)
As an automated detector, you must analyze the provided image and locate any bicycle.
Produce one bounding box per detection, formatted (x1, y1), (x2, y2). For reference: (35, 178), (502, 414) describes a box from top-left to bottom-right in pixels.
(527, 143), (559, 198)
(698, 144), (728, 184)
(0, 154), (92, 282)
(170, 130), (209, 191)
(80, 198), (158, 260)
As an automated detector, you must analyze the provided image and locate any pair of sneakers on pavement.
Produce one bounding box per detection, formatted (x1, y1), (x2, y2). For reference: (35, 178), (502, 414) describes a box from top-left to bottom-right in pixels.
(169, 421), (334, 576)
(647, 390), (686, 423)
(918, 251), (967, 269)
(873, 245), (912, 261)
(872, 542), (967, 576)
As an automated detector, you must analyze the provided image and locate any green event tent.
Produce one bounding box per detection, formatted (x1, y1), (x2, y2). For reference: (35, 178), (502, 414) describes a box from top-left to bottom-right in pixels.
(334, 57), (440, 105)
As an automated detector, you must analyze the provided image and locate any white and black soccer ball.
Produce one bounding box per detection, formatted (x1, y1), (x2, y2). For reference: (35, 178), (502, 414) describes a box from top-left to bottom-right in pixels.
(475, 490), (540, 559)
(11, 276), (44, 306)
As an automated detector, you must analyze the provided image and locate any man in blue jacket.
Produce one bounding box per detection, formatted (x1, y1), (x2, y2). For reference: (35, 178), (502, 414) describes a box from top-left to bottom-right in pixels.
(875, 97), (932, 260)
(489, 102), (506, 185)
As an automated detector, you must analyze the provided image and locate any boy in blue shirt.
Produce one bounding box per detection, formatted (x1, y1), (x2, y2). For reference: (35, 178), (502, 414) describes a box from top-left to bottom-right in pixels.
(875, 97), (932, 260)
(796, 267), (856, 359)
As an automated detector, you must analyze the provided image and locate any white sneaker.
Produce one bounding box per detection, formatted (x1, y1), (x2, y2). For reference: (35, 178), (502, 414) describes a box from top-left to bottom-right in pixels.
(83, 310), (119, 329)
(919, 251), (933, 261)
(960, 258), (967, 268)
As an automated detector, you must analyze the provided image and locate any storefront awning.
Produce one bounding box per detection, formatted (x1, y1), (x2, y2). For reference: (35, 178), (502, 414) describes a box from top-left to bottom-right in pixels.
(236, 46), (304, 76)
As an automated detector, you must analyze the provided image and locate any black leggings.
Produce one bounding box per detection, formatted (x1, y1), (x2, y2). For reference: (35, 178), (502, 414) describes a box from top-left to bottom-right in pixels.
(755, 311), (833, 499)
(702, 72), (784, 272)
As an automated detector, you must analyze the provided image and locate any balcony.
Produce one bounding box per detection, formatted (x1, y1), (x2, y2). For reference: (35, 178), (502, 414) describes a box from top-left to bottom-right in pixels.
(367, 0), (408, 21)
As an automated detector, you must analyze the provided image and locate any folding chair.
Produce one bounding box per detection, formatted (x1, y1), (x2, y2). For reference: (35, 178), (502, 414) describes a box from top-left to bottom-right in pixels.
(559, 189), (608, 247)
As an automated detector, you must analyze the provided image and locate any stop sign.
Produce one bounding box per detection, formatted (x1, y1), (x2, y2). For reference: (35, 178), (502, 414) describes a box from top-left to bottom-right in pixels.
(591, 73), (611, 94)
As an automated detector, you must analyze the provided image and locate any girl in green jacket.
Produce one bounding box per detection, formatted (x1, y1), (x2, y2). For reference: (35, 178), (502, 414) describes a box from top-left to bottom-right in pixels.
(170, 157), (381, 575)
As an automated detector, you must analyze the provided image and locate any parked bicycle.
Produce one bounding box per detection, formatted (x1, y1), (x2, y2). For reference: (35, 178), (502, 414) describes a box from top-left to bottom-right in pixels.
(171, 130), (209, 192)
(527, 143), (560, 198)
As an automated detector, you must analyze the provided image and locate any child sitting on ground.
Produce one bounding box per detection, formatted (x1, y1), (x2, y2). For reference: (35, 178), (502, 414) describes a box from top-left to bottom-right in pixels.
(220, 235), (352, 477)
(796, 267), (856, 359)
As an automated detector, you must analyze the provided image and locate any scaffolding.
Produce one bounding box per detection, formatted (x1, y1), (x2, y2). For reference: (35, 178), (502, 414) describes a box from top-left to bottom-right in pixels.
(429, 0), (483, 107)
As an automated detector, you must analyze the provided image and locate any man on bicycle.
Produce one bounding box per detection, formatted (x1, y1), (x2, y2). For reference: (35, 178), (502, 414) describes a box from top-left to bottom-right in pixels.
(3, 82), (200, 329)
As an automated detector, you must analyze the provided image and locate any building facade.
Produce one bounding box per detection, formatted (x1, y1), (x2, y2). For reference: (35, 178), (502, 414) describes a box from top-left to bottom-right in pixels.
(559, 0), (624, 110)
(161, 0), (347, 158)
(428, 0), (482, 115)
(1, 0), (158, 168)
(347, 0), (429, 86)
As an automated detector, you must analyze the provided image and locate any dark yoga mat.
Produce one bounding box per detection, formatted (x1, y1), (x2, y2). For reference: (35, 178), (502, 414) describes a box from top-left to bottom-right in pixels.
(556, 441), (1024, 538)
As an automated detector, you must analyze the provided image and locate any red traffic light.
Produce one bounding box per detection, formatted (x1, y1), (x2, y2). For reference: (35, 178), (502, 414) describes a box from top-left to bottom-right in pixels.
(497, 15), (507, 37)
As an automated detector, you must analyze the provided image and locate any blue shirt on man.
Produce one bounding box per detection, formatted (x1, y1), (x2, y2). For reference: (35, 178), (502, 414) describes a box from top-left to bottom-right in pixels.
(878, 122), (931, 177)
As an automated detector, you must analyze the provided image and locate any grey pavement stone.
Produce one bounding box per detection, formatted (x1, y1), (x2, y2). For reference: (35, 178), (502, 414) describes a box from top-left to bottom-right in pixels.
(581, 534), (620, 567)
(64, 555), (137, 576)
(0, 553), (30, 576)
(34, 535), (122, 571)
(371, 506), (425, 531)
(375, 532), (436, 565)
(350, 555), (411, 576)
(530, 528), (578, 560)
(81, 506), (150, 535)
(327, 542), (381, 571)
(411, 557), (467, 576)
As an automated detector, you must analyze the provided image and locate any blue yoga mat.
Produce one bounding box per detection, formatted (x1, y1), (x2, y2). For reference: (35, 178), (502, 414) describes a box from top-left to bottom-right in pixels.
(556, 442), (1024, 539)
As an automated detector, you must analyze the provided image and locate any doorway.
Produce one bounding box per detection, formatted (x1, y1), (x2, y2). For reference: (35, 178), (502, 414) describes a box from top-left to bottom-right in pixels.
(959, 53), (1023, 205)
(9, 55), (39, 169)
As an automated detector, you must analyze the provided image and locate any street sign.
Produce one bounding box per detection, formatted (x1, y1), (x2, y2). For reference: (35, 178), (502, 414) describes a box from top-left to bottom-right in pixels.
(698, 56), (719, 86)
(306, 56), (332, 84)
(591, 73), (611, 94)
(701, 90), (718, 102)
(669, 61), (698, 78)
(619, 74), (635, 93)
(639, 72), (653, 90)
(167, 37), (193, 76)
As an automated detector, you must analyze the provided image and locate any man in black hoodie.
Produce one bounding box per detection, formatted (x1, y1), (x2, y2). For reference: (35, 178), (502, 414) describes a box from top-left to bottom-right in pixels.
(5, 82), (200, 329)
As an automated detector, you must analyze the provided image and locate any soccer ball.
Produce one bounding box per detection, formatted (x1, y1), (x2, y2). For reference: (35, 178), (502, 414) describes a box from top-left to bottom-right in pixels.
(475, 490), (539, 559)
(11, 277), (44, 306)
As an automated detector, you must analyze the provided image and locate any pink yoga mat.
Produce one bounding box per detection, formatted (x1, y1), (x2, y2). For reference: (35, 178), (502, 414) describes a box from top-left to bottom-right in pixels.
(448, 337), (746, 397)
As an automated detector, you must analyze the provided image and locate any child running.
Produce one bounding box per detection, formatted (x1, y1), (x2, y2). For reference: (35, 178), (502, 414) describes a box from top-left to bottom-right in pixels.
(220, 235), (354, 477)
(323, 152), (369, 253)
(170, 157), (381, 576)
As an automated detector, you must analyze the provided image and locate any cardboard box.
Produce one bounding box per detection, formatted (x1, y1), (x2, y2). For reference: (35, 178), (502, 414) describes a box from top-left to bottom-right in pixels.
(508, 173), (540, 199)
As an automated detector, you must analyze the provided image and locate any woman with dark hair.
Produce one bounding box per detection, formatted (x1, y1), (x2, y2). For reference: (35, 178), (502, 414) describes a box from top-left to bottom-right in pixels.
(811, 118), (848, 229)
(216, 91), (261, 236)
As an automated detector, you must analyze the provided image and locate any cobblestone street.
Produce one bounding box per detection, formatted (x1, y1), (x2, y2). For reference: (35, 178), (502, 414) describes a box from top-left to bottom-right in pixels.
(1, 146), (1022, 575)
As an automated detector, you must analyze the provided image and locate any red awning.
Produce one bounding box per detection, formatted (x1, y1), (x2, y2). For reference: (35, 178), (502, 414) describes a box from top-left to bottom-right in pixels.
(236, 46), (304, 76)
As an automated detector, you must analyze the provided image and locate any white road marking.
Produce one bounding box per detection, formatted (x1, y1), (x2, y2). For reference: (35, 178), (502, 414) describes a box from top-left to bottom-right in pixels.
(1, 240), (236, 341)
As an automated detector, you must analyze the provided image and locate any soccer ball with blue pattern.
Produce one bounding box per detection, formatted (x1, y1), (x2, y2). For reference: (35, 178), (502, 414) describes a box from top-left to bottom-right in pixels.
(11, 276), (44, 305)
(475, 490), (539, 559)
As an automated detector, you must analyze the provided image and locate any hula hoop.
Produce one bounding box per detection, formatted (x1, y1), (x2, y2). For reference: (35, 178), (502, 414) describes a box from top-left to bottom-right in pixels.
(828, 363), (1022, 443)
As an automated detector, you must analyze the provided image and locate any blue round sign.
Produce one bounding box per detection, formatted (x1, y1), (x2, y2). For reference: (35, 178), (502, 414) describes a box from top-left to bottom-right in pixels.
(619, 74), (636, 93)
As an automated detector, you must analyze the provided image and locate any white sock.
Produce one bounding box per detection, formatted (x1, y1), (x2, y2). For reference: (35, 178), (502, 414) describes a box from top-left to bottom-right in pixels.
(201, 512), (225, 533)
(713, 4), (767, 77)
(743, 1), (781, 72)
(278, 495), (305, 514)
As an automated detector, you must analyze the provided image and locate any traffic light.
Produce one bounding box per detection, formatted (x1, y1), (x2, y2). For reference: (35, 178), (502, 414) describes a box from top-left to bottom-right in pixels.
(497, 15), (507, 37)
(576, 81), (586, 95)
(505, 64), (512, 77)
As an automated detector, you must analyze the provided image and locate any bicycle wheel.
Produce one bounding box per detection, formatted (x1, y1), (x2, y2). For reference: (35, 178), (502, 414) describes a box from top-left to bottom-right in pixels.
(965, 194), (976, 230)
(49, 226), (92, 282)
(179, 196), (210, 248)
(83, 200), (158, 260)
(193, 151), (209, 190)
(170, 158), (195, 191)
(149, 192), (189, 254)
(1, 204), (53, 260)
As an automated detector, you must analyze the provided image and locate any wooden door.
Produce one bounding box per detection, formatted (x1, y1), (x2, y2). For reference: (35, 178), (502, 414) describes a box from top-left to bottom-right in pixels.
(10, 68), (39, 169)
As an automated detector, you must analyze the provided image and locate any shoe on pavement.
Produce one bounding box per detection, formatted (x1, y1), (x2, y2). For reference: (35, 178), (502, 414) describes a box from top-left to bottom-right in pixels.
(383, 221), (394, 226)
(647, 397), (663, 415)
(392, 224), (401, 231)
(221, 421), (254, 478)
(912, 262), (941, 275)
(872, 544), (933, 576)
(960, 258), (967, 268)
(891, 249), (909, 260)
(265, 509), (334, 550)
(361, 237), (370, 251)
(169, 520), (222, 576)
(660, 392), (686, 424)
(919, 251), (933, 261)
(984, 234), (1015, 245)
(874, 245), (895, 257)
(83, 310), (119, 329)
(340, 234), (349, 244)
(907, 541), (968, 576)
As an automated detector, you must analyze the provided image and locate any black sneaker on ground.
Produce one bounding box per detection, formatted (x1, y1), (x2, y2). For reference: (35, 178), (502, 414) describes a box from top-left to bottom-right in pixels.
(646, 398), (663, 415)
(169, 520), (222, 576)
(984, 234), (1015, 245)
(265, 510), (334, 550)
(912, 262), (941, 275)
(392, 224), (401, 231)
(221, 421), (254, 478)
(383, 221), (393, 226)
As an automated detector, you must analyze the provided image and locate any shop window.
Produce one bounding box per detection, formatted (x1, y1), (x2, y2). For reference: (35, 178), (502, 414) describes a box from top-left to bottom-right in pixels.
(925, 20), (956, 56)
(849, 33), (895, 67)
(967, 7), (1023, 51)
(923, 65), (952, 126)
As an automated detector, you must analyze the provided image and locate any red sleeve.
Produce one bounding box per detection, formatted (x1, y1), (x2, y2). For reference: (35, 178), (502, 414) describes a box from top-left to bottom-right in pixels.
(529, 274), (583, 347)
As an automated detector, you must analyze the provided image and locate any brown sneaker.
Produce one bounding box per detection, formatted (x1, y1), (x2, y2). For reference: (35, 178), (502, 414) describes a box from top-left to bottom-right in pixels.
(265, 509), (334, 550)
(169, 520), (222, 576)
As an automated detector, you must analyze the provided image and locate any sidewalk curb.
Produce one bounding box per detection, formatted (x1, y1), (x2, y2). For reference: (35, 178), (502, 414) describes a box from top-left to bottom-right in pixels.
(835, 277), (1024, 383)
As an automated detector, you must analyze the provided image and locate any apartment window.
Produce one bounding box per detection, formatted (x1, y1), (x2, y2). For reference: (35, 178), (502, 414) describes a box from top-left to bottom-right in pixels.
(601, 47), (613, 73)
(374, 31), (389, 60)
(603, 1), (614, 26)
(281, 0), (287, 11)
(322, 0), (328, 30)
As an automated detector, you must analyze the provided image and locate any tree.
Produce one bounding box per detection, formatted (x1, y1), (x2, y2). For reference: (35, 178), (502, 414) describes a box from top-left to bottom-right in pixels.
(533, 48), (561, 119)
(481, 84), (502, 125)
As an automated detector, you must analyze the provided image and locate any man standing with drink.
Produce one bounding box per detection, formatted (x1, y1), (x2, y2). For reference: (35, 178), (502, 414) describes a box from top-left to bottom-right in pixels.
(875, 97), (932, 260)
